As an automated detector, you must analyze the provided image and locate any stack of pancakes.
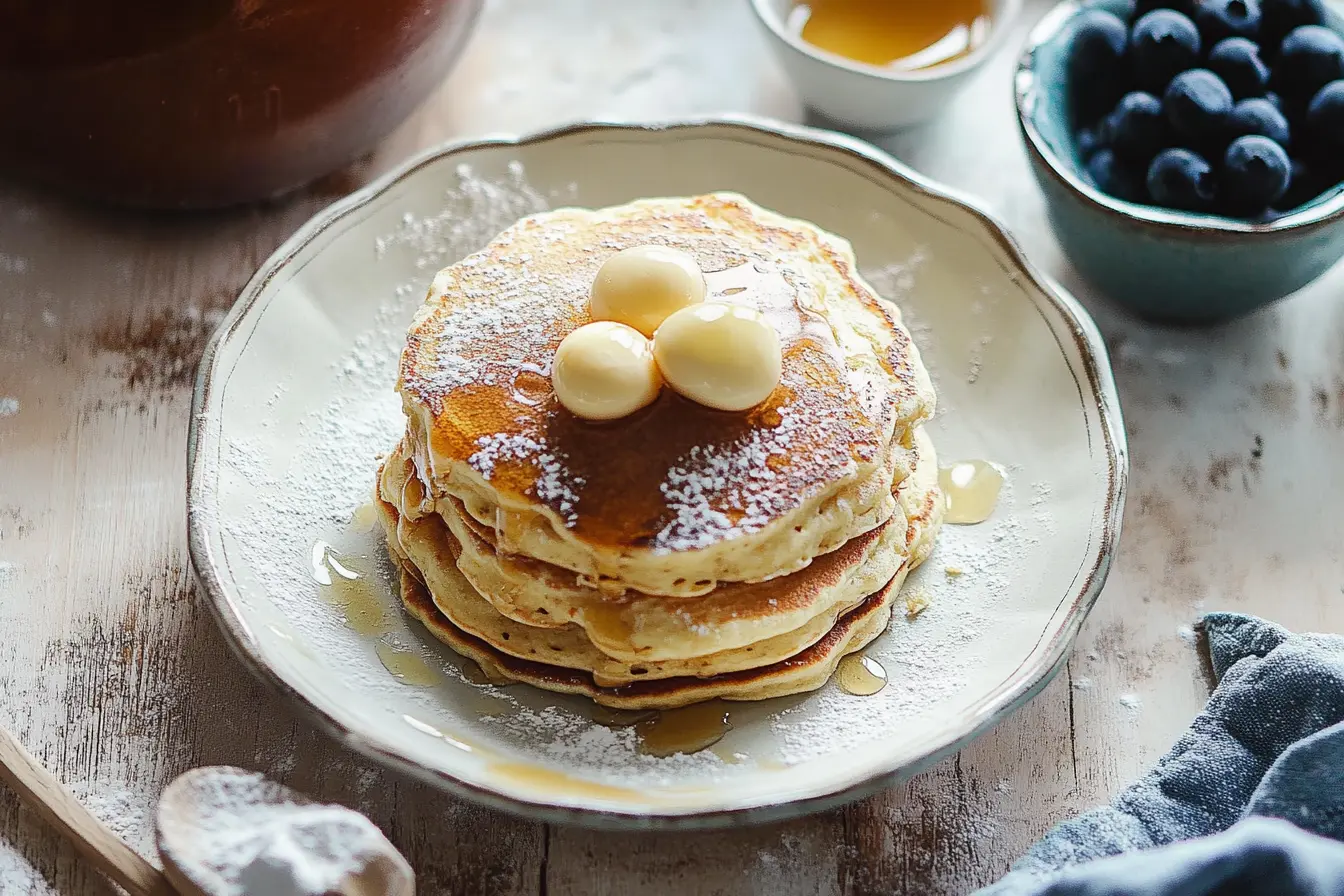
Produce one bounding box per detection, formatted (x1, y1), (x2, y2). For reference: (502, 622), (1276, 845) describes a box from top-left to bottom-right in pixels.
(376, 193), (941, 710)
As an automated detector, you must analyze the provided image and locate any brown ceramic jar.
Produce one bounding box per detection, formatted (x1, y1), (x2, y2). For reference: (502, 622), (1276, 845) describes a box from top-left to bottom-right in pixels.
(0, 0), (482, 208)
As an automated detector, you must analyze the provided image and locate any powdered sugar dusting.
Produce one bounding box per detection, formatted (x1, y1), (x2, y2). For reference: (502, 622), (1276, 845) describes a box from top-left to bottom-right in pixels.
(1119, 693), (1143, 712)
(163, 769), (410, 896)
(0, 851), (40, 894)
(0, 397), (18, 418)
(482, 703), (730, 785)
(374, 161), (550, 271)
(469, 433), (586, 525)
(68, 781), (158, 861)
(653, 370), (862, 553)
(861, 247), (927, 306)
(468, 432), (543, 480)
(405, 290), (575, 401)
(656, 406), (799, 552)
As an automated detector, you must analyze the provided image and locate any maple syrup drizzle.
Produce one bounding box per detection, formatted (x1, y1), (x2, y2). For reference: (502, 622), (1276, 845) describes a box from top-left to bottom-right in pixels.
(939, 459), (1006, 525)
(835, 654), (888, 696)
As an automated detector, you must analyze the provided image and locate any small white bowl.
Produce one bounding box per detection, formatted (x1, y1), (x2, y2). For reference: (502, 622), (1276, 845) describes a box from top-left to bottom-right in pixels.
(749, 0), (1022, 131)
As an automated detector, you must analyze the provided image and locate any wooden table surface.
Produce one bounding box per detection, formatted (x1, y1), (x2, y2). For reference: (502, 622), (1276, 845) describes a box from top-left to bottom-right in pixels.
(3, 1), (1343, 893)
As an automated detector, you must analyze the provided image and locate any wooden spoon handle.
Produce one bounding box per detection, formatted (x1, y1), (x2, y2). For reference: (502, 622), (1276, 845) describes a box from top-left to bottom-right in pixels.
(0, 727), (177, 896)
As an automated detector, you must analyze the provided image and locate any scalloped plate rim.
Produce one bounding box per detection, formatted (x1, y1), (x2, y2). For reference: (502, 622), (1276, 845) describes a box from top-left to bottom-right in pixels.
(187, 114), (1128, 830)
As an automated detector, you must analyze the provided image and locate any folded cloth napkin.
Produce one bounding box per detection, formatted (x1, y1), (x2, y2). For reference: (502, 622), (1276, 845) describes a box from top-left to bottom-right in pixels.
(977, 613), (1344, 896)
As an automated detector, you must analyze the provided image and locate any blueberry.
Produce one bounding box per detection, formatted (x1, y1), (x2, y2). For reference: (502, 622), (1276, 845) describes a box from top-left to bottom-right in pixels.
(1207, 38), (1270, 99)
(1227, 97), (1292, 144)
(1306, 80), (1344, 149)
(1147, 148), (1218, 209)
(1223, 135), (1292, 211)
(1135, 0), (1199, 18)
(1274, 157), (1328, 208)
(1070, 10), (1129, 80)
(1087, 149), (1149, 202)
(1077, 125), (1105, 160)
(1070, 10), (1130, 119)
(1197, 0), (1262, 44)
(1275, 25), (1344, 103)
(1260, 0), (1326, 49)
(1264, 90), (1283, 109)
(1114, 0), (1139, 23)
(1164, 69), (1235, 144)
(1107, 91), (1170, 160)
(1130, 10), (1202, 92)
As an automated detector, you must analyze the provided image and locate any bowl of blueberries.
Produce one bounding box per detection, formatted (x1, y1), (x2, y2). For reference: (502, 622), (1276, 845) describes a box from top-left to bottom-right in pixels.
(1016, 0), (1344, 322)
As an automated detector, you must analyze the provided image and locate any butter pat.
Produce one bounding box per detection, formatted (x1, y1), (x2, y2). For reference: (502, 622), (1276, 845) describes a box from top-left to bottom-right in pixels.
(653, 303), (782, 412)
(590, 246), (706, 337)
(552, 321), (662, 421)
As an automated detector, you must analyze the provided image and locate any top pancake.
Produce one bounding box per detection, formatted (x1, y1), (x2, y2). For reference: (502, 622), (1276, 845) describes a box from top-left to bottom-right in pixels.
(396, 193), (934, 596)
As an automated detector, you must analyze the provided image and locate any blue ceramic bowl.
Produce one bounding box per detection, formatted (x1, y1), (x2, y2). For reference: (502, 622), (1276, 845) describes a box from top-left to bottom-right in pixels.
(1015, 0), (1344, 322)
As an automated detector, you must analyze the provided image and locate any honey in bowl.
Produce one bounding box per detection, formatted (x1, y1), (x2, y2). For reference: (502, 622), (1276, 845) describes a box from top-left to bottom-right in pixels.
(788, 0), (992, 71)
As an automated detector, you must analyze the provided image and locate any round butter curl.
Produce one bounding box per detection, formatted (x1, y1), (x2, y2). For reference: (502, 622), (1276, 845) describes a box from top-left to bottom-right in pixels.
(589, 246), (706, 337)
(653, 303), (782, 412)
(551, 322), (662, 421)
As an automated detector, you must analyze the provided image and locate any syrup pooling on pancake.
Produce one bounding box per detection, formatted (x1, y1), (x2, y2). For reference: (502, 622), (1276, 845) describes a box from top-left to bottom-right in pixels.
(397, 195), (927, 569)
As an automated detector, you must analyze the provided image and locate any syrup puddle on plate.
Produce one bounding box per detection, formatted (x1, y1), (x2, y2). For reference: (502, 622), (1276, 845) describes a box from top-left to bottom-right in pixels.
(939, 459), (1006, 525)
(375, 642), (440, 687)
(633, 701), (733, 758)
(312, 538), (447, 688)
(349, 501), (380, 531)
(487, 762), (646, 800)
(312, 542), (389, 636)
(835, 654), (888, 696)
(593, 704), (752, 763)
(591, 706), (657, 728)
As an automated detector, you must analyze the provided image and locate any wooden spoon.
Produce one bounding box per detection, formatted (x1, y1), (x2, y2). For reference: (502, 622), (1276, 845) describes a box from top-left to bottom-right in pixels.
(0, 726), (177, 896)
(1, 728), (413, 896)
(156, 766), (415, 896)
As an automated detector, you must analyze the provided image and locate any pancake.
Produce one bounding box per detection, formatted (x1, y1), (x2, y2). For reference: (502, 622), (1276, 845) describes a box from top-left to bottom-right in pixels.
(396, 565), (906, 710)
(395, 193), (934, 597)
(376, 429), (943, 693)
(419, 430), (906, 595)
(382, 501), (897, 688)
(378, 192), (943, 709)
(379, 428), (940, 664)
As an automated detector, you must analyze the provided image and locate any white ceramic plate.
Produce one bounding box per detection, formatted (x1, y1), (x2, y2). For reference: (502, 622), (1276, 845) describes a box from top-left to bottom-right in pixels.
(188, 117), (1127, 829)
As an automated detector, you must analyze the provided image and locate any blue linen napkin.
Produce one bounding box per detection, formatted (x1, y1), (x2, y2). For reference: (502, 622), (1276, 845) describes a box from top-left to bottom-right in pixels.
(977, 613), (1344, 896)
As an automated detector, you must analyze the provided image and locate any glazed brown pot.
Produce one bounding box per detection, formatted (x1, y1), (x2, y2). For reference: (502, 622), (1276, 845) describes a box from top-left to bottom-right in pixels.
(0, 0), (483, 208)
